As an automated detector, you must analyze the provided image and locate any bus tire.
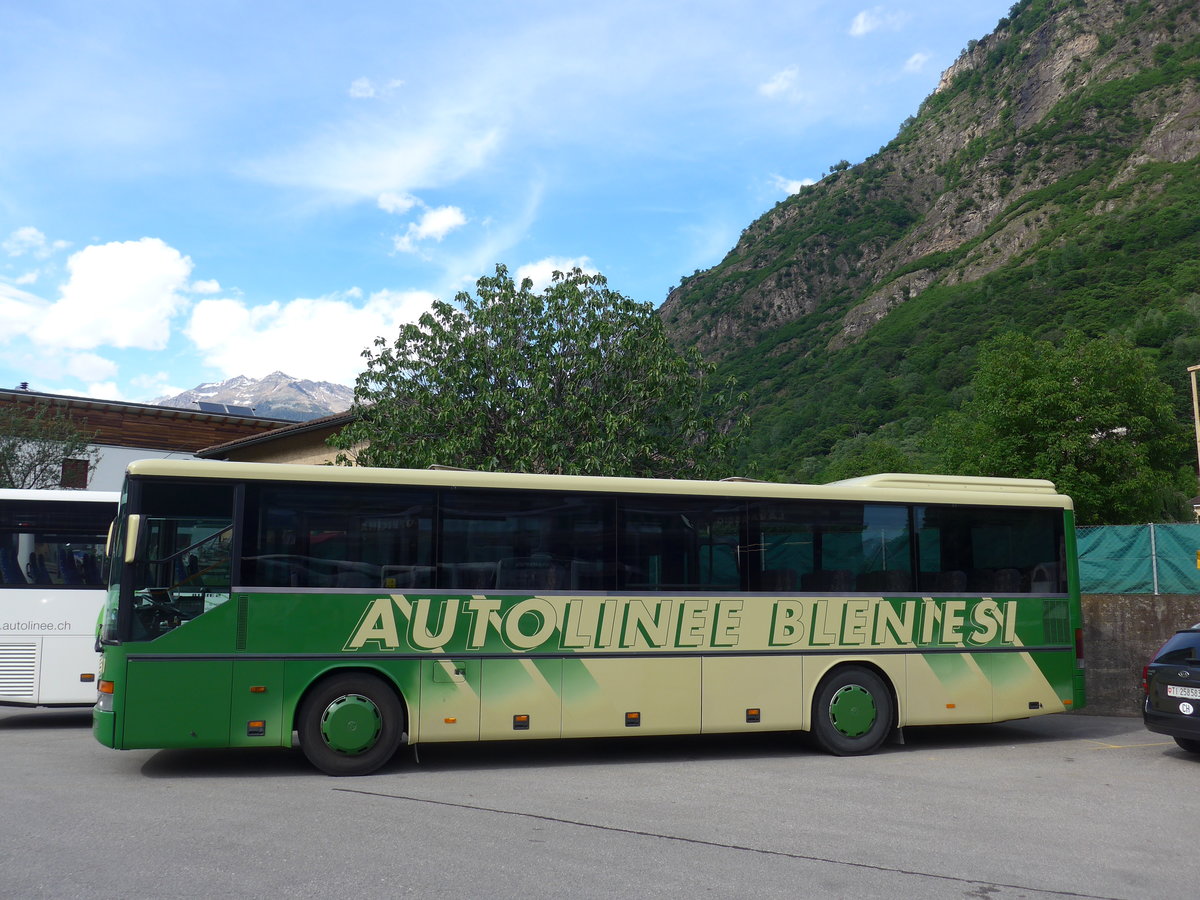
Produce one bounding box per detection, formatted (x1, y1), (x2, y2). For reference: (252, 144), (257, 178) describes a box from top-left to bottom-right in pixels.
(298, 672), (405, 776)
(810, 665), (893, 756)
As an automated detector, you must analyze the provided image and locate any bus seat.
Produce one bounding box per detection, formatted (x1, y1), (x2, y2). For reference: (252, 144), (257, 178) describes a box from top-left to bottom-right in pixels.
(335, 567), (374, 587)
(25, 551), (47, 584)
(994, 568), (1022, 592)
(58, 548), (83, 584)
(1031, 562), (1058, 592)
(497, 556), (566, 590)
(857, 569), (911, 592)
(569, 559), (606, 590)
(801, 569), (855, 592)
(380, 565), (435, 589)
(0, 546), (28, 584)
(967, 569), (995, 591)
(760, 568), (797, 591)
(76, 553), (94, 584)
(933, 570), (968, 592)
(442, 562), (496, 589)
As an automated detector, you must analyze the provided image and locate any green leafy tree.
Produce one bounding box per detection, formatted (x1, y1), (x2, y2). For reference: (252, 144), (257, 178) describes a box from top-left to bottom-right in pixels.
(816, 434), (929, 484)
(0, 404), (100, 489)
(927, 331), (1194, 524)
(331, 265), (747, 478)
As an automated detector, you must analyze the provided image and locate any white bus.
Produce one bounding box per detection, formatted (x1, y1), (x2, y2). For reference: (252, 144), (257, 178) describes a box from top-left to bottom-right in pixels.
(0, 489), (118, 707)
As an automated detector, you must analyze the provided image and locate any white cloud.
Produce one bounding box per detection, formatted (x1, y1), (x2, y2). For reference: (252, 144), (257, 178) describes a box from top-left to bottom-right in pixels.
(83, 381), (124, 401)
(348, 77), (377, 99)
(14, 270), (40, 285)
(65, 351), (119, 382)
(348, 77), (404, 100)
(33, 238), (192, 350)
(190, 279), (222, 294)
(247, 116), (502, 199)
(131, 371), (181, 398)
(849, 9), (879, 36)
(185, 288), (437, 385)
(378, 191), (419, 215)
(3, 226), (70, 259)
(758, 66), (801, 99)
(904, 52), (931, 73)
(392, 206), (468, 254)
(771, 174), (817, 195)
(849, 7), (909, 37)
(515, 257), (598, 293)
(0, 281), (50, 340)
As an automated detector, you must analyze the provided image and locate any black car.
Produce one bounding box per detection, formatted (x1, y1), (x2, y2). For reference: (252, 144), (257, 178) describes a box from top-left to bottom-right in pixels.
(1143, 623), (1200, 754)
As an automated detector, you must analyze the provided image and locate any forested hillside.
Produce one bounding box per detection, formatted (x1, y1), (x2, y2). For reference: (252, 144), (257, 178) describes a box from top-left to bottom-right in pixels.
(662, 0), (1200, 504)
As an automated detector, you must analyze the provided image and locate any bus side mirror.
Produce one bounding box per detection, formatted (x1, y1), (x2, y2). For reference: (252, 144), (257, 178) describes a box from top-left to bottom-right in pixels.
(124, 514), (143, 564)
(105, 521), (116, 558)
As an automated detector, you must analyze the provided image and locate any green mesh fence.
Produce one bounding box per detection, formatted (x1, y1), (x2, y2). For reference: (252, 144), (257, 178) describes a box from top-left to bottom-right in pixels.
(1077, 524), (1200, 594)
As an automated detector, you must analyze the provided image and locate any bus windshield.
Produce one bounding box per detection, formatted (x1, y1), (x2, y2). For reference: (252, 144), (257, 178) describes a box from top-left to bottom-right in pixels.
(128, 517), (232, 641)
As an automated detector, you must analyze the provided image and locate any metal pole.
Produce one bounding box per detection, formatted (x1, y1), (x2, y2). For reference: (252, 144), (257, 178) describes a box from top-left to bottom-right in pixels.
(1188, 365), (1200, 485)
(1149, 522), (1159, 596)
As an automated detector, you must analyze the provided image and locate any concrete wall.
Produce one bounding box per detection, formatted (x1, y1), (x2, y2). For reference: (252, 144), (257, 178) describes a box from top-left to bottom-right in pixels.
(1080, 593), (1200, 717)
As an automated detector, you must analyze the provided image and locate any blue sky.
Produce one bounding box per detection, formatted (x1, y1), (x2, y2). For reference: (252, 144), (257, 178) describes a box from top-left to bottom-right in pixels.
(0, 1), (1014, 402)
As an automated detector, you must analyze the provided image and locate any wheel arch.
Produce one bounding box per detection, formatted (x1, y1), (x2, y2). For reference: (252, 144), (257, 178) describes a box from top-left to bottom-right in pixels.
(291, 664), (411, 738)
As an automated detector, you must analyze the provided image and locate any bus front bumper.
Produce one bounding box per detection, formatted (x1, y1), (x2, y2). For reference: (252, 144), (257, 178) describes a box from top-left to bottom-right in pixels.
(93, 704), (116, 748)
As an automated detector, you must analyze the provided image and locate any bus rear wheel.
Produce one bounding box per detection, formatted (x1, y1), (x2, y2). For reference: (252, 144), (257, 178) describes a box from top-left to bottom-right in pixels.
(810, 666), (893, 756)
(298, 672), (404, 776)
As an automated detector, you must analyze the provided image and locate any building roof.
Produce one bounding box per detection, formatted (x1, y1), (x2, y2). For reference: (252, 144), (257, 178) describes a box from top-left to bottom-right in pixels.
(0, 386), (293, 453)
(195, 409), (356, 458)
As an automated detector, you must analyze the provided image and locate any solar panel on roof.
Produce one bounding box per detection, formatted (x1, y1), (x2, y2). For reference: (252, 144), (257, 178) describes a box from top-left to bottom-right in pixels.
(196, 401), (226, 413)
(225, 405), (255, 416)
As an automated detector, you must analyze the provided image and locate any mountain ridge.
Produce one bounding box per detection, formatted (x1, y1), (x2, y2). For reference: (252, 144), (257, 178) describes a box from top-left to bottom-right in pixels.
(154, 371), (353, 422)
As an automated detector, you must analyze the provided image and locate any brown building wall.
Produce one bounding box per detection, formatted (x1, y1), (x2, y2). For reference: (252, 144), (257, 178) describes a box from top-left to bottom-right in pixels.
(217, 427), (345, 464)
(1080, 593), (1200, 717)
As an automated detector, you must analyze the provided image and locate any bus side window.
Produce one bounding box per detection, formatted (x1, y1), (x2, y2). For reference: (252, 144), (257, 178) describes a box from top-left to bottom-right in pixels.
(914, 505), (1065, 594)
(242, 484), (436, 590)
(440, 489), (613, 592)
(616, 497), (742, 591)
(752, 500), (911, 593)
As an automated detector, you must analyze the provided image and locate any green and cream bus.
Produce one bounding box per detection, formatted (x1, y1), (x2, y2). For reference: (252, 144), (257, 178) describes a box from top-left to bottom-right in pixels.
(93, 460), (1084, 775)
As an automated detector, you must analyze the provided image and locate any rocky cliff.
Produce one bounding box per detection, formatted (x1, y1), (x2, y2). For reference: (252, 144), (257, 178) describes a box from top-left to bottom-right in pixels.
(661, 0), (1200, 479)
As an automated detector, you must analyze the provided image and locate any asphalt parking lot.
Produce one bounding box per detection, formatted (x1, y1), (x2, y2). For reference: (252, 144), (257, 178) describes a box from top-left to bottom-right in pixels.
(1, 708), (1194, 899)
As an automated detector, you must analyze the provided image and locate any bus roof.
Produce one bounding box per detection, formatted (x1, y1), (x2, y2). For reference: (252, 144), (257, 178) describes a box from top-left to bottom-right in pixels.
(120, 460), (1072, 510)
(0, 488), (119, 503)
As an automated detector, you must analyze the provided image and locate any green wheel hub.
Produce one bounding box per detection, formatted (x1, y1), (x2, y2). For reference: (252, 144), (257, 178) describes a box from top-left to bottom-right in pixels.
(319, 693), (383, 755)
(827, 684), (877, 738)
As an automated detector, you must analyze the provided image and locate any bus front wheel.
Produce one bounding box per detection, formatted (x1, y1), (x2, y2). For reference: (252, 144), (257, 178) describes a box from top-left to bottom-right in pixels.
(298, 672), (405, 776)
(810, 666), (894, 756)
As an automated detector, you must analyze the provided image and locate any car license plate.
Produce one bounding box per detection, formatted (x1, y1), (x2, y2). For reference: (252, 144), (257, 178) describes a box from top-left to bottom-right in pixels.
(1167, 684), (1200, 700)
